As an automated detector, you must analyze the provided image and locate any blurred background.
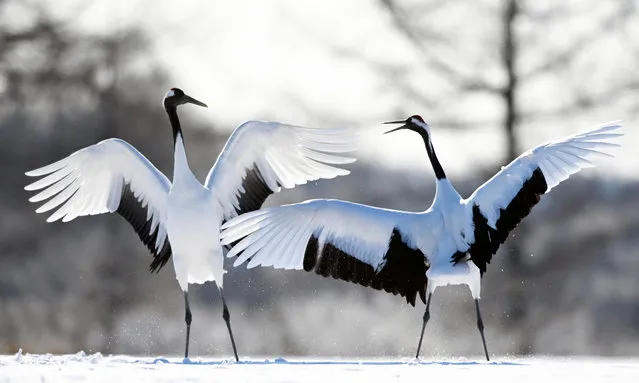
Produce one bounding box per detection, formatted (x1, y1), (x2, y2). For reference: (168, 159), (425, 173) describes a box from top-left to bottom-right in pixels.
(1, 0), (638, 358)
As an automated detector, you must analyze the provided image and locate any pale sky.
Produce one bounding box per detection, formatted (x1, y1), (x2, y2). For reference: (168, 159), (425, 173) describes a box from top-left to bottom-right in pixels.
(41, 0), (637, 179)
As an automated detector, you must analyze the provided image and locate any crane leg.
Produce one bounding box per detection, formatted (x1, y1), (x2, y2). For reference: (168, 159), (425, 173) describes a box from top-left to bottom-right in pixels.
(474, 299), (490, 361)
(183, 291), (192, 360)
(219, 288), (239, 362)
(415, 292), (432, 359)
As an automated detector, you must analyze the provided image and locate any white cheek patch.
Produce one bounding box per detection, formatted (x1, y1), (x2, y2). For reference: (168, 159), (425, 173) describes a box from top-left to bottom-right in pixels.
(165, 90), (175, 98)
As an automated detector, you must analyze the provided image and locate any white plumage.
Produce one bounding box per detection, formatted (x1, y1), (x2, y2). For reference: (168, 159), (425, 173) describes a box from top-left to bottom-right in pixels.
(205, 121), (354, 222)
(221, 116), (622, 361)
(469, 123), (620, 228)
(26, 138), (170, 230)
(25, 88), (356, 361)
(226, 200), (424, 273)
(26, 123), (356, 230)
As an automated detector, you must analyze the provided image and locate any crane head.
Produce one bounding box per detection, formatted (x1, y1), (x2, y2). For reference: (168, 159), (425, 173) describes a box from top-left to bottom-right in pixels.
(163, 88), (208, 108)
(383, 115), (429, 135)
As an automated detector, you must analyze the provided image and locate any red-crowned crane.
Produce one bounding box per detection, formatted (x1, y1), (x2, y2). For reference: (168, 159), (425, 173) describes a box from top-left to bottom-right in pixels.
(220, 115), (622, 361)
(25, 88), (356, 361)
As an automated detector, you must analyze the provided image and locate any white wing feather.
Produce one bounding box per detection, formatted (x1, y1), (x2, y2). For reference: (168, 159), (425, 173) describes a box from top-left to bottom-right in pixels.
(468, 121), (623, 228)
(220, 199), (424, 271)
(25, 138), (171, 251)
(205, 121), (356, 221)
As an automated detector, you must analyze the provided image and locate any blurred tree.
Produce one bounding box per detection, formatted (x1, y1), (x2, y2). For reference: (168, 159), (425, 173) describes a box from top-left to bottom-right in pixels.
(1, 0), (637, 357)
(0, 0), (219, 353)
(375, 0), (638, 354)
(378, 0), (637, 161)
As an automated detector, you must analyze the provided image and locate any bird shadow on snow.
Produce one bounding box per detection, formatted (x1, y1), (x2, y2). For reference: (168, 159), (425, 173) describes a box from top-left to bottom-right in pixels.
(144, 357), (524, 367)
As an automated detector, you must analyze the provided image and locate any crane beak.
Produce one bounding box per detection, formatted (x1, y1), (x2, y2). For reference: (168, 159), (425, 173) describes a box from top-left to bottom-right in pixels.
(184, 95), (208, 108)
(383, 120), (407, 134)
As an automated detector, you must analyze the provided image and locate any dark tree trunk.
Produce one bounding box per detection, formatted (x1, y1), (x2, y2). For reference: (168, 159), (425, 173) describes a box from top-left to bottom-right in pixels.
(499, 0), (535, 355)
(502, 0), (519, 163)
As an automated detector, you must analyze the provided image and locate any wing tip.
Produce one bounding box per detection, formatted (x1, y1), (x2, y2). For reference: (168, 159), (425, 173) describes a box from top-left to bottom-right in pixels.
(25, 169), (51, 178)
(28, 194), (44, 203)
(595, 120), (624, 135)
(599, 119), (623, 127)
(25, 167), (48, 177)
(45, 213), (62, 223)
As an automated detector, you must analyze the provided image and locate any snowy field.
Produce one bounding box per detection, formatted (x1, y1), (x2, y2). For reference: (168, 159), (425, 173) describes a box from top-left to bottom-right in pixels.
(1, 351), (638, 382)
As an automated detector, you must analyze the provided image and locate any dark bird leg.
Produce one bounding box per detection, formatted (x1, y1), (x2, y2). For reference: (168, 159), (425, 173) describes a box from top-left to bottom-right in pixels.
(475, 299), (490, 361)
(218, 288), (239, 362)
(183, 291), (192, 359)
(415, 292), (433, 359)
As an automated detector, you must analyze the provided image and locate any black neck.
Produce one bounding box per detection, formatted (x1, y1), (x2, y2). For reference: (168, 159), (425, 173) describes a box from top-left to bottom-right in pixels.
(165, 105), (182, 145)
(415, 128), (446, 180)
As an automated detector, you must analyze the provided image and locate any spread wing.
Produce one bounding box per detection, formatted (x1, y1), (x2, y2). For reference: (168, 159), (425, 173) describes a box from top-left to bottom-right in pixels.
(25, 138), (173, 272)
(461, 121), (623, 273)
(205, 121), (356, 223)
(221, 199), (435, 306)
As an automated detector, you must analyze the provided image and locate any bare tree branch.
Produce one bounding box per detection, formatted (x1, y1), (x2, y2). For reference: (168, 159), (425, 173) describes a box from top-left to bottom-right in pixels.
(501, 0), (520, 162)
(522, 80), (639, 120)
(521, 1), (598, 23)
(522, 1), (635, 79)
(379, 0), (501, 93)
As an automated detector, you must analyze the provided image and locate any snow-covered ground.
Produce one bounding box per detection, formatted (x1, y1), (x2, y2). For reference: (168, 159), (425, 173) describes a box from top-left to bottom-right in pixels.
(1, 351), (638, 382)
